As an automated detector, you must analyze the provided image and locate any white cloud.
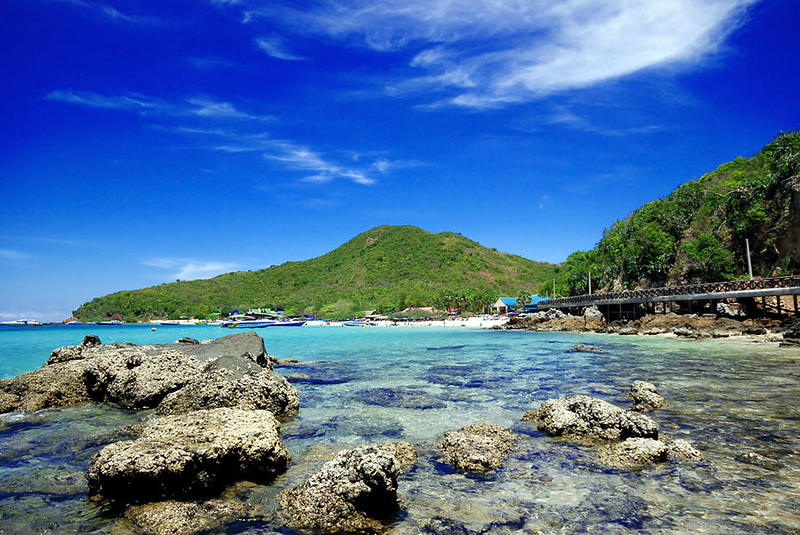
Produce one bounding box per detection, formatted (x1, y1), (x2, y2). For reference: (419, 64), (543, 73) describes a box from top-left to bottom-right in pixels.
(50, 90), (387, 186)
(52, 0), (158, 25)
(0, 249), (30, 261)
(255, 36), (305, 61)
(187, 99), (274, 121)
(250, 0), (758, 108)
(143, 258), (241, 281)
(48, 90), (275, 122)
(46, 90), (161, 111)
(264, 141), (375, 185)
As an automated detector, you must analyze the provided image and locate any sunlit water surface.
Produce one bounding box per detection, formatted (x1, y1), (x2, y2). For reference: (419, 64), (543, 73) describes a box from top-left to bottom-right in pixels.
(1, 324), (799, 533)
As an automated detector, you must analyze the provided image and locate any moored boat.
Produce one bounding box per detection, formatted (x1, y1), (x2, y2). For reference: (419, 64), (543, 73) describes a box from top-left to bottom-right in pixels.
(0, 319), (41, 326)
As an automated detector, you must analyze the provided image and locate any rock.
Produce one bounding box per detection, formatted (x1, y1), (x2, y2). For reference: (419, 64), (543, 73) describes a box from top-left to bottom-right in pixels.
(628, 381), (668, 412)
(0, 332), (284, 415)
(173, 331), (276, 369)
(568, 344), (605, 353)
(355, 388), (446, 410)
(666, 439), (704, 462)
(86, 408), (290, 502)
(176, 337), (200, 345)
(522, 395), (659, 441)
(47, 334), (101, 364)
(597, 438), (668, 468)
(618, 326), (638, 335)
(641, 327), (669, 335)
(0, 359), (91, 412)
(156, 368), (299, 418)
(278, 442), (414, 533)
(584, 306), (604, 319)
(378, 441), (418, 469)
(543, 308), (566, 320)
(125, 499), (247, 535)
(735, 451), (785, 470)
(438, 423), (518, 472)
(781, 317), (800, 339)
(82, 347), (205, 409)
(673, 325), (697, 338)
(276, 358), (300, 366)
(716, 302), (745, 319)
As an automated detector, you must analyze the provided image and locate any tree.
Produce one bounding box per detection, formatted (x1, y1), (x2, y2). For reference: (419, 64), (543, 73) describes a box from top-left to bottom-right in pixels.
(682, 233), (736, 283)
(517, 290), (531, 312)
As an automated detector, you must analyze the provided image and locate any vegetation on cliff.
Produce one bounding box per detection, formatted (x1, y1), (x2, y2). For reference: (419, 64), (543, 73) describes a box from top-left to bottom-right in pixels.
(545, 131), (800, 297)
(74, 226), (556, 321)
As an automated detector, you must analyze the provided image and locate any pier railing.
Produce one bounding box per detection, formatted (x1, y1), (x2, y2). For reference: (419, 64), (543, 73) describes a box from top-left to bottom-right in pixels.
(538, 275), (800, 309)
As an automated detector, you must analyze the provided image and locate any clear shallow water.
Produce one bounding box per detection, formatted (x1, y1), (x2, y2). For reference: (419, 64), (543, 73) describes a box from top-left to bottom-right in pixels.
(1, 325), (800, 533)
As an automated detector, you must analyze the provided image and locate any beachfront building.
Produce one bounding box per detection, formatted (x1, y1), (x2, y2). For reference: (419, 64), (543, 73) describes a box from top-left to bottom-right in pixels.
(523, 294), (543, 313)
(491, 297), (518, 315)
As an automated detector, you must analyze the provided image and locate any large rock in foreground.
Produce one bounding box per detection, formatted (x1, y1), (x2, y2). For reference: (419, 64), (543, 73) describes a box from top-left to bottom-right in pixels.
(86, 408), (290, 502)
(523, 395), (659, 441)
(0, 332), (297, 418)
(438, 423), (518, 472)
(278, 442), (415, 534)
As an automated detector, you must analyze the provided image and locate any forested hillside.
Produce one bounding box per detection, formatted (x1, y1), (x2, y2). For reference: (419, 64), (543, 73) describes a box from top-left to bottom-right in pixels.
(74, 226), (556, 321)
(546, 131), (800, 297)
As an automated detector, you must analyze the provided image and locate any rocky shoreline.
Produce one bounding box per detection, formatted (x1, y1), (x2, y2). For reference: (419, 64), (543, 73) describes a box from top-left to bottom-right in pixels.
(0, 331), (791, 533)
(497, 307), (800, 346)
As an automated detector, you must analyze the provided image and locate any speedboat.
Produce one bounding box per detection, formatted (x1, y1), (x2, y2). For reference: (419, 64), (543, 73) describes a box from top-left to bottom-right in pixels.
(221, 319), (306, 328)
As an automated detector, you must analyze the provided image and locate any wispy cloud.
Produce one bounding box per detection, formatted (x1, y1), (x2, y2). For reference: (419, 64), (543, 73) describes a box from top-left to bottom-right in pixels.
(244, 0), (758, 108)
(179, 128), (382, 186)
(264, 141), (374, 185)
(255, 36), (306, 61)
(47, 90), (274, 121)
(46, 90), (161, 111)
(0, 249), (30, 261)
(50, 90), (394, 186)
(187, 99), (273, 121)
(52, 0), (159, 25)
(143, 258), (241, 281)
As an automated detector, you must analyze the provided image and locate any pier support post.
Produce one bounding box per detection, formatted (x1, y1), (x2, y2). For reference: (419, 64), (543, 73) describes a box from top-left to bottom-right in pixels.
(777, 297), (782, 317)
(794, 294), (798, 315)
(762, 296), (768, 317)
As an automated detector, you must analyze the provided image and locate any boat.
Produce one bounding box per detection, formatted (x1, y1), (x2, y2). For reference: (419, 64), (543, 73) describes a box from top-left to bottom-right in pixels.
(343, 320), (367, 327)
(96, 320), (122, 325)
(0, 319), (41, 326)
(221, 319), (306, 328)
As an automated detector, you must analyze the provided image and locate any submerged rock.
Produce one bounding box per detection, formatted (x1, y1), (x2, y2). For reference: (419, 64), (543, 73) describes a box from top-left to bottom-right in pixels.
(438, 423), (518, 472)
(568, 344), (605, 354)
(735, 451), (785, 470)
(278, 442), (414, 534)
(522, 395), (659, 441)
(86, 408), (289, 503)
(125, 499), (247, 535)
(666, 439), (705, 462)
(355, 387), (446, 410)
(628, 381), (668, 413)
(597, 437), (668, 468)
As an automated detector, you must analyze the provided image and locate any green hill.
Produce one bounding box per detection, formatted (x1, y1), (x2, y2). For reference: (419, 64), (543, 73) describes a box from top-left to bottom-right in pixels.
(74, 225), (557, 322)
(547, 131), (800, 296)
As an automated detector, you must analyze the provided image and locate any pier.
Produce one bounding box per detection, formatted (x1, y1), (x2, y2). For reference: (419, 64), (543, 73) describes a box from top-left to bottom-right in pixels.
(537, 275), (800, 321)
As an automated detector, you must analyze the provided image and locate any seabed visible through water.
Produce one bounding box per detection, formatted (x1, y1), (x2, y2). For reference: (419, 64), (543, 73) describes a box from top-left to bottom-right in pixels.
(1, 324), (799, 533)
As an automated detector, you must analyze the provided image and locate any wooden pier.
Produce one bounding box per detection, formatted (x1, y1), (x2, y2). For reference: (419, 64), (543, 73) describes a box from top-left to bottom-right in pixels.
(537, 275), (800, 321)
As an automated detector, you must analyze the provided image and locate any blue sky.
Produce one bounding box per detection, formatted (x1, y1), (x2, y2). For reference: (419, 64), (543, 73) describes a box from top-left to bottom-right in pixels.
(1, 0), (798, 321)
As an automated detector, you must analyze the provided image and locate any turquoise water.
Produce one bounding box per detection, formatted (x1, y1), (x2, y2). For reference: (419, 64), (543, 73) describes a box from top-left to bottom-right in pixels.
(1, 325), (800, 533)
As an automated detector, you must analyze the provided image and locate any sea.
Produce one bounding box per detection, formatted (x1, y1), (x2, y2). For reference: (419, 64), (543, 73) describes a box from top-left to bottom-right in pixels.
(1, 323), (799, 534)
